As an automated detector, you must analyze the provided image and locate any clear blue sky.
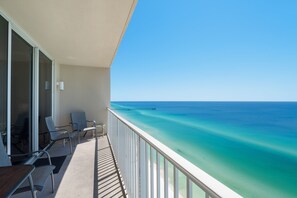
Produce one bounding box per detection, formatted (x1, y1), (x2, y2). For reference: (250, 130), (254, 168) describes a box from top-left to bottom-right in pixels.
(111, 0), (297, 101)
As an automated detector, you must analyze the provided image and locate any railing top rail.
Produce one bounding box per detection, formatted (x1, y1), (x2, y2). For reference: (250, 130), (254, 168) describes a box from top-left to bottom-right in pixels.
(108, 108), (242, 198)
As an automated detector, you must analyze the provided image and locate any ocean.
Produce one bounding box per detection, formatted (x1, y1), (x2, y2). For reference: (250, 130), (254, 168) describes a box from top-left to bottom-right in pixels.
(111, 102), (297, 198)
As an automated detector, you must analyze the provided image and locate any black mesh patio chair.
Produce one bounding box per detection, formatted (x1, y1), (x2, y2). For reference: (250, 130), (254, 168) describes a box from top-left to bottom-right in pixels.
(45, 116), (77, 154)
(0, 134), (55, 197)
(70, 112), (99, 143)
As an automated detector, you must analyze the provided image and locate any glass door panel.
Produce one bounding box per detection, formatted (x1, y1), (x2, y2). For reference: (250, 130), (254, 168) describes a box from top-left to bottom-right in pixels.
(11, 31), (33, 157)
(39, 51), (52, 148)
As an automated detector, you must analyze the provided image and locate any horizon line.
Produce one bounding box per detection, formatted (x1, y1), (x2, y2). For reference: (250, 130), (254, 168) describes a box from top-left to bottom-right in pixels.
(111, 100), (297, 102)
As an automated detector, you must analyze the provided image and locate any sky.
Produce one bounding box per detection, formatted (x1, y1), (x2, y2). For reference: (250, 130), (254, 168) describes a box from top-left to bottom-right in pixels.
(111, 0), (297, 101)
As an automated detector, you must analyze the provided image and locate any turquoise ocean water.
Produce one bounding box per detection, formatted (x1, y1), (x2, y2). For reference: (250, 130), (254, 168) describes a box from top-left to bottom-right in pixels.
(111, 102), (297, 198)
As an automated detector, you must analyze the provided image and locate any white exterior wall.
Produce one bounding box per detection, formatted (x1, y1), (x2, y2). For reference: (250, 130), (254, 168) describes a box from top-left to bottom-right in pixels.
(55, 64), (110, 126)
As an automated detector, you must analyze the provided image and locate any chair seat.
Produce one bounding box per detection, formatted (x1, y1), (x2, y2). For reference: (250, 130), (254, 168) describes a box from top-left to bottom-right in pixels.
(16, 165), (55, 192)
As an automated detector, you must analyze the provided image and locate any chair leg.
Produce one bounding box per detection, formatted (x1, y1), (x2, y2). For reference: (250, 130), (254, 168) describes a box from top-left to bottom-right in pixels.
(51, 172), (55, 193)
(28, 175), (36, 198)
(69, 138), (73, 154)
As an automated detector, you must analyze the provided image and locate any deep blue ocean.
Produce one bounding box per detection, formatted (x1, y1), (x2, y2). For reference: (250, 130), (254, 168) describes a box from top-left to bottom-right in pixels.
(111, 102), (297, 198)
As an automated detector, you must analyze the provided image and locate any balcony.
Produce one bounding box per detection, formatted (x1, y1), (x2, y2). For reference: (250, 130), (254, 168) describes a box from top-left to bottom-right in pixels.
(10, 109), (241, 198)
(1, 1), (241, 197)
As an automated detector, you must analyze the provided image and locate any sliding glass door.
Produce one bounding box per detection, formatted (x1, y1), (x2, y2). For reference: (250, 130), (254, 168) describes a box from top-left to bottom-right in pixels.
(39, 52), (52, 148)
(1, 13), (54, 156)
(0, 15), (8, 148)
(11, 31), (33, 156)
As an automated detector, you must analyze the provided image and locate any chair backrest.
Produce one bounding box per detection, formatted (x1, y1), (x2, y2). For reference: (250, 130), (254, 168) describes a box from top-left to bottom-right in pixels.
(0, 134), (12, 167)
(45, 116), (59, 140)
(70, 112), (87, 131)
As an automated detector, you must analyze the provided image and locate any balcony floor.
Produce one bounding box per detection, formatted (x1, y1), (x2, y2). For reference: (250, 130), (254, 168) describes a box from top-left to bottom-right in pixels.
(11, 134), (126, 198)
(97, 136), (126, 197)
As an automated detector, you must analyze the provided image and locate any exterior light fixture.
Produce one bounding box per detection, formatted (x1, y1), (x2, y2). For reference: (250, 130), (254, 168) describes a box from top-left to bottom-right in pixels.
(57, 81), (64, 91)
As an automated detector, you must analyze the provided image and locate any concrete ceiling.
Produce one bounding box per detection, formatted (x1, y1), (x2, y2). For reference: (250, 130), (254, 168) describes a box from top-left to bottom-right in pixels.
(0, 0), (137, 68)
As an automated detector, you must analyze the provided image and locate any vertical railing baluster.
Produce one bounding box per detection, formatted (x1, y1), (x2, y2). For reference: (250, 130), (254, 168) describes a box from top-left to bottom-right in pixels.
(135, 134), (138, 198)
(139, 138), (146, 198)
(122, 124), (125, 185)
(126, 126), (128, 184)
(157, 152), (160, 198)
(150, 146), (154, 198)
(131, 130), (133, 197)
(116, 117), (119, 159)
(133, 133), (137, 198)
(126, 126), (129, 192)
(187, 177), (192, 198)
(145, 143), (149, 198)
(127, 127), (130, 195)
(164, 158), (168, 198)
(136, 135), (142, 197)
(174, 166), (179, 198)
(133, 132), (135, 197)
(131, 130), (133, 196)
(128, 128), (134, 197)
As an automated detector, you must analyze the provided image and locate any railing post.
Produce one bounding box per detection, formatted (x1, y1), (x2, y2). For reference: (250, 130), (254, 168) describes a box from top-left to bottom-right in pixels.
(157, 153), (160, 198)
(150, 146), (154, 198)
(137, 136), (143, 197)
(145, 143), (149, 198)
(116, 118), (119, 160)
(174, 166), (179, 198)
(187, 177), (192, 198)
(132, 132), (135, 197)
(139, 138), (146, 198)
(134, 133), (138, 198)
(164, 158), (168, 198)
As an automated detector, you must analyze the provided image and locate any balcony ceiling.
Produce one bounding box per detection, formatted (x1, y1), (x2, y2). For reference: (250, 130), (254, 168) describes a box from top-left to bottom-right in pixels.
(0, 0), (136, 68)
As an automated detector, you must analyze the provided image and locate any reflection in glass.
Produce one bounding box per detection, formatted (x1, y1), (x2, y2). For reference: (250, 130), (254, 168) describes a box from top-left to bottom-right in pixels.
(39, 52), (52, 148)
(0, 15), (8, 148)
(11, 31), (33, 157)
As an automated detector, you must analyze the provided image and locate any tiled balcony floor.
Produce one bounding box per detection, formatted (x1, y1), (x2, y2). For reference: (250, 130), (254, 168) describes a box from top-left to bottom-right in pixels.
(11, 134), (126, 198)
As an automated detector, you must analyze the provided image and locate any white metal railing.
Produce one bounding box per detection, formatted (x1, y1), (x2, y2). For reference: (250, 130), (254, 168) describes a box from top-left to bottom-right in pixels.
(107, 108), (242, 198)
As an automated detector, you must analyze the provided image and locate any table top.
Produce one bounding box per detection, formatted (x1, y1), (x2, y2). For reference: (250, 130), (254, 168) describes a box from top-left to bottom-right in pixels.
(0, 165), (35, 198)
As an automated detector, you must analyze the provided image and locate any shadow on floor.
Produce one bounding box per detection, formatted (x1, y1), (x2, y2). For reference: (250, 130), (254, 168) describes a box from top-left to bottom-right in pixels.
(95, 136), (127, 198)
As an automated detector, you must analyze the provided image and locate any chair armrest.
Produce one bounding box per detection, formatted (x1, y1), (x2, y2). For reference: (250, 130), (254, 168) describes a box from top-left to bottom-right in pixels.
(9, 150), (52, 165)
(41, 129), (68, 134)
